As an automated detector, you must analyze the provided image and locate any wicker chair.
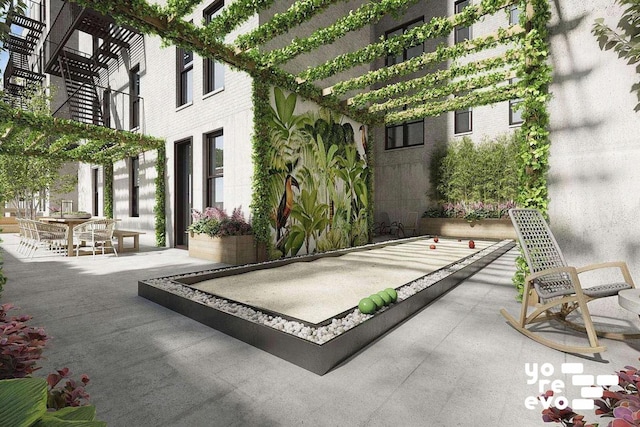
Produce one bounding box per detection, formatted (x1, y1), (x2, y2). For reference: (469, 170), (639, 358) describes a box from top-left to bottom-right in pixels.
(72, 219), (118, 257)
(24, 220), (68, 258)
(500, 208), (639, 354)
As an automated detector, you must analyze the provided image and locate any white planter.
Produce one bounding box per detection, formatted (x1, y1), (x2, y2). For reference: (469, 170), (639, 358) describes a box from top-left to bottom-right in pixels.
(418, 218), (516, 240)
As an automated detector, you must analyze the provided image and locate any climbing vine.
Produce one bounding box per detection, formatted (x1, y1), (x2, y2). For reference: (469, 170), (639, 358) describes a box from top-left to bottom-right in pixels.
(250, 79), (273, 248)
(154, 146), (166, 247)
(103, 162), (114, 219)
(512, 0), (552, 300)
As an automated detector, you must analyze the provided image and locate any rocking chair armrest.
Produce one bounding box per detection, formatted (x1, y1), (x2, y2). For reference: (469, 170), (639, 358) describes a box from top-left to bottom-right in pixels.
(576, 261), (635, 287)
(525, 266), (579, 284)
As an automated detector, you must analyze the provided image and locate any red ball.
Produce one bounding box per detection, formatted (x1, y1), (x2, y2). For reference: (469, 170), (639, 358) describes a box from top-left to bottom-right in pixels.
(433, 236), (439, 243)
(468, 240), (475, 249)
(429, 244), (436, 249)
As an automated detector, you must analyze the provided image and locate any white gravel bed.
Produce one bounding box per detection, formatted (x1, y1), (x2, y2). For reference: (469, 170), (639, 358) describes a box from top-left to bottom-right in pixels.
(143, 240), (512, 345)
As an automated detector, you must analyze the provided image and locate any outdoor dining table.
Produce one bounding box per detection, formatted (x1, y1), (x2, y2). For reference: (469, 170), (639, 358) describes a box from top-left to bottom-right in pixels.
(39, 216), (97, 257)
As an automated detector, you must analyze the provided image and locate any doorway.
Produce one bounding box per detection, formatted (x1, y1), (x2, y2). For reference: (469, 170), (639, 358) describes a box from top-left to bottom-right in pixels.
(174, 138), (192, 248)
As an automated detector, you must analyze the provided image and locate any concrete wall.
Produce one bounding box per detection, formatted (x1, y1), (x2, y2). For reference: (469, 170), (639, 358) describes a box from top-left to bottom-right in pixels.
(546, 0), (640, 279)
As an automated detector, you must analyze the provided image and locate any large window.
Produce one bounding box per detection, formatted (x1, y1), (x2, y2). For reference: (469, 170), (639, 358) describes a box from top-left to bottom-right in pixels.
(177, 47), (193, 106)
(130, 156), (140, 217)
(204, 1), (225, 94)
(454, 0), (471, 44)
(129, 65), (140, 129)
(385, 119), (424, 150)
(205, 131), (224, 209)
(92, 168), (99, 217)
(385, 18), (424, 66)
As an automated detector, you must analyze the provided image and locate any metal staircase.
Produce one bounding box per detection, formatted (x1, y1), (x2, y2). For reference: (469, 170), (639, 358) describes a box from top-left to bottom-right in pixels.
(44, 1), (140, 125)
(2, 11), (46, 107)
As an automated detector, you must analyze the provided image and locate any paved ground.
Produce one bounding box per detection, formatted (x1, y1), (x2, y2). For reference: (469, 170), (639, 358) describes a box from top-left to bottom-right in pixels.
(1, 233), (640, 427)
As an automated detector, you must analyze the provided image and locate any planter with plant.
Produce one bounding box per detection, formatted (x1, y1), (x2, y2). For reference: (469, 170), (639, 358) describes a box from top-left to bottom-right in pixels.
(188, 207), (261, 265)
(422, 134), (519, 239)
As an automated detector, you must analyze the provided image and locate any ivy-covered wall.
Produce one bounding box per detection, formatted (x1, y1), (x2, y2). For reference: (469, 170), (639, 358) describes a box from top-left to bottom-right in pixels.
(255, 86), (369, 259)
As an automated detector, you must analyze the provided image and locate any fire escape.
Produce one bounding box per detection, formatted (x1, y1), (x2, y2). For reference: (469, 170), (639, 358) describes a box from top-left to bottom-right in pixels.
(44, 1), (139, 125)
(2, 11), (46, 108)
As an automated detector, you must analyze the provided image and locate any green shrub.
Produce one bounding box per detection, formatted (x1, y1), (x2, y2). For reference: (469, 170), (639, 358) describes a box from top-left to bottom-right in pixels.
(0, 237), (5, 299)
(430, 133), (519, 207)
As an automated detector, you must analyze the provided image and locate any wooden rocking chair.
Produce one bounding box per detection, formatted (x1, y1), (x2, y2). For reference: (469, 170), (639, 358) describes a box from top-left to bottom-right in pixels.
(500, 208), (638, 354)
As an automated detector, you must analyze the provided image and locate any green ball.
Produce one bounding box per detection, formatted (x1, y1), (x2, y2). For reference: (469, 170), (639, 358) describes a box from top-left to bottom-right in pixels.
(358, 298), (376, 314)
(384, 288), (398, 302)
(369, 294), (384, 309)
(377, 291), (392, 305)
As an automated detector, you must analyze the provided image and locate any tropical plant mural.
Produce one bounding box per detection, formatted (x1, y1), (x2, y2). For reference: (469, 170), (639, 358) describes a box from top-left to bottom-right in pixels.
(266, 87), (369, 258)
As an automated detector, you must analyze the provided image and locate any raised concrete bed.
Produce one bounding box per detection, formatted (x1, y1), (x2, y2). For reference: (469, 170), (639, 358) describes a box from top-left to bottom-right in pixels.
(419, 217), (516, 240)
(140, 239), (515, 375)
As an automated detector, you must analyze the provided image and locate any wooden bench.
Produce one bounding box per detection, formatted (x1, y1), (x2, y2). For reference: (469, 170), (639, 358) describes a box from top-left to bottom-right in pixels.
(113, 229), (145, 253)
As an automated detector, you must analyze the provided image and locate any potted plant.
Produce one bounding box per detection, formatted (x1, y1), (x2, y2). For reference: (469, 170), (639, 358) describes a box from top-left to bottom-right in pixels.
(187, 207), (260, 265)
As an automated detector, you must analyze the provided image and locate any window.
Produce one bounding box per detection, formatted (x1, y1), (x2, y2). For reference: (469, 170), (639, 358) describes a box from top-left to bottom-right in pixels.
(205, 131), (224, 209)
(204, 1), (225, 94)
(129, 65), (140, 129)
(177, 47), (193, 106)
(130, 156), (140, 217)
(509, 4), (521, 25)
(385, 119), (424, 150)
(454, 0), (471, 44)
(92, 168), (99, 217)
(103, 88), (111, 128)
(385, 18), (424, 66)
(509, 79), (523, 125)
(454, 107), (472, 134)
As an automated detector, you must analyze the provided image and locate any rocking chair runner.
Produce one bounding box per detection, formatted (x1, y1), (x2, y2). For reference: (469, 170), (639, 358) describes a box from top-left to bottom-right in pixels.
(500, 209), (638, 354)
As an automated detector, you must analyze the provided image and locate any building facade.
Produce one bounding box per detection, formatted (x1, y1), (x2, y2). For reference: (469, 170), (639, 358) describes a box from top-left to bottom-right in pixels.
(4, 0), (640, 276)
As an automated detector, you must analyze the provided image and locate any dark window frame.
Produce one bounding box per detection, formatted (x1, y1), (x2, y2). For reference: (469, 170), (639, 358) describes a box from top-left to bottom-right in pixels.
(203, 1), (225, 95)
(385, 117), (424, 150)
(454, 0), (471, 44)
(204, 130), (224, 209)
(385, 17), (424, 66)
(177, 47), (194, 106)
(129, 65), (140, 129)
(92, 168), (99, 217)
(454, 107), (473, 134)
(130, 156), (140, 217)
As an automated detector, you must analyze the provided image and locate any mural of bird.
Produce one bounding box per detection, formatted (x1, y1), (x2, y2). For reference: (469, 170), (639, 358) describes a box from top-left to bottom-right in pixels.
(359, 124), (368, 164)
(276, 174), (300, 242)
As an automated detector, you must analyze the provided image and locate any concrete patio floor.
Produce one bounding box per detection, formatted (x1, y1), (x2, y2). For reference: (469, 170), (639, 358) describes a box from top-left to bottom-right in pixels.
(1, 233), (640, 427)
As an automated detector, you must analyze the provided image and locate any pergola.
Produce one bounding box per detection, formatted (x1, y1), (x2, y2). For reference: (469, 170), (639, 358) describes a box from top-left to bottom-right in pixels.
(0, 0), (551, 247)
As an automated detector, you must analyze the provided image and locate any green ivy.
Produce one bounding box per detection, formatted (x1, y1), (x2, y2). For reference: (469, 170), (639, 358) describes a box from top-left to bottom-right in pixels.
(348, 50), (521, 106)
(104, 162), (113, 219)
(154, 146), (166, 247)
(371, 69), (514, 113)
(257, 0), (422, 67)
(317, 25), (524, 89)
(511, 0), (552, 301)
(250, 79), (273, 249)
(235, 0), (347, 50)
(385, 85), (519, 125)
(0, 100), (163, 163)
(299, 0), (515, 82)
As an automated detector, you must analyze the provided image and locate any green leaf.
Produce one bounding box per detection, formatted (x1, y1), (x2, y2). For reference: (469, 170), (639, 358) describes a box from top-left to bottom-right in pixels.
(0, 378), (48, 427)
(48, 406), (97, 421)
(34, 413), (106, 427)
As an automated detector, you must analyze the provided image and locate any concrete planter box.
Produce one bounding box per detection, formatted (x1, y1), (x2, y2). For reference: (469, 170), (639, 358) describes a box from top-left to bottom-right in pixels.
(419, 217), (516, 240)
(188, 233), (259, 265)
(0, 217), (18, 233)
